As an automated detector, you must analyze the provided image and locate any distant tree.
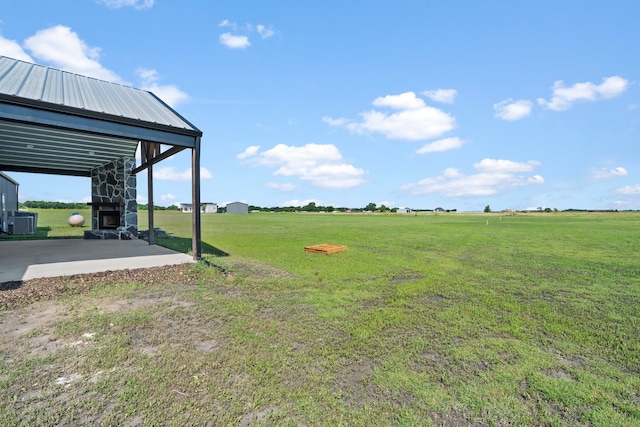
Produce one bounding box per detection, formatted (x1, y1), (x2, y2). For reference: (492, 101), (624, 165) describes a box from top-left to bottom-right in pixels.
(302, 202), (318, 212)
(484, 205), (491, 213)
(364, 202), (377, 211)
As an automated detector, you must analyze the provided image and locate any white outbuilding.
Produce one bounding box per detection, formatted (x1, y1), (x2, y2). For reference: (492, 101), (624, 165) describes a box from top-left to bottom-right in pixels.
(180, 202), (218, 213)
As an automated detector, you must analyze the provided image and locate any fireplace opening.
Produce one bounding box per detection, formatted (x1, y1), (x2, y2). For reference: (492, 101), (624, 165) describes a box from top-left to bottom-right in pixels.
(99, 211), (120, 229)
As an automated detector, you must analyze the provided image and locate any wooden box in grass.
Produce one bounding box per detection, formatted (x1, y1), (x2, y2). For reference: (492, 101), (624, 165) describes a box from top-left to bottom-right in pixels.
(304, 243), (348, 255)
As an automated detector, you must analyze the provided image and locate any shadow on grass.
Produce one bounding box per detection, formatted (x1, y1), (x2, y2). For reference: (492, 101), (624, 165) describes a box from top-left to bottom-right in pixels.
(153, 236), (229, 257)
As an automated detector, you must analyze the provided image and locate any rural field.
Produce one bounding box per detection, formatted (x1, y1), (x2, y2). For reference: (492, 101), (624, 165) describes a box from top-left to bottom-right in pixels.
(1, 210), (639, 426)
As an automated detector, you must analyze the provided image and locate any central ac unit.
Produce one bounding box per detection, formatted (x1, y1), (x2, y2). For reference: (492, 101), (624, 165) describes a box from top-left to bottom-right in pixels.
(8, 216), (35, 235)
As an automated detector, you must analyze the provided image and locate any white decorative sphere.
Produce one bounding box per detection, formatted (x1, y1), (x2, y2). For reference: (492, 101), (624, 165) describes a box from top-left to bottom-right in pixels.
(68, 214), (85, 227)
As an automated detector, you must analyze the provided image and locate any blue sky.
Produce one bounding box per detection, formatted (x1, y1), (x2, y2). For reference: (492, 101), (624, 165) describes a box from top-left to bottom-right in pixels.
(1, 0), (638, 211)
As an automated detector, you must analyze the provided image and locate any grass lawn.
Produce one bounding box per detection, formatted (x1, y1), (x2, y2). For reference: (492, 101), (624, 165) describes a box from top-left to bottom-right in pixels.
(1, 210), (639, 425)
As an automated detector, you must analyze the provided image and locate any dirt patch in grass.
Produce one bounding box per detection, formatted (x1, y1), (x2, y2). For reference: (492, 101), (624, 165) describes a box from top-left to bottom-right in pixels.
(0, 265), (199, 364)
(0, 264), (196, 310)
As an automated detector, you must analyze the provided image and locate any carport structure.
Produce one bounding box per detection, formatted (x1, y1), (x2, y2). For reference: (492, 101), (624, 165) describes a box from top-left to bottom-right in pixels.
(0, 56), (203, 259)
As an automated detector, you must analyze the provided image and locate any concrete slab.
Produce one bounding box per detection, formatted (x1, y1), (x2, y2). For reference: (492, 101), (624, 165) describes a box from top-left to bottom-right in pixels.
(0, 239), (195, 283)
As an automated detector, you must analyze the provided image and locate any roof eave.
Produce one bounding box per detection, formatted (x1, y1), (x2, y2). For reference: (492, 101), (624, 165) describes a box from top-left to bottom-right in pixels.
(0, 93), (202, 139)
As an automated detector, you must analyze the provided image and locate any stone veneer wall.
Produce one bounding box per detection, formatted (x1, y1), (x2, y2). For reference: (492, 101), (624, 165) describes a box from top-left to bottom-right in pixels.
(89, 157), (137, 234)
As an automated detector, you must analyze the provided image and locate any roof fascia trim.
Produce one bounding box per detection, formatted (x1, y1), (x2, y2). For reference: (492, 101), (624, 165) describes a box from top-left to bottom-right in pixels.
(0, 171), (19, 185)
(0, 102), (198, 148)
(0, 93), (202, 136)
(0, 163), (91, 177)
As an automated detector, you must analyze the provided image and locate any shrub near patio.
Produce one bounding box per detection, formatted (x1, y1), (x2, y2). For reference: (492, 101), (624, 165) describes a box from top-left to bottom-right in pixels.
(1, 211), (639, 425)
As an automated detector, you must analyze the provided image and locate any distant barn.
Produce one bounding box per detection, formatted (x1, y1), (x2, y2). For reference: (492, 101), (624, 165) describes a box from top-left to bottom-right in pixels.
(226, 202), (249, 214)
(0, 171), (19, 232)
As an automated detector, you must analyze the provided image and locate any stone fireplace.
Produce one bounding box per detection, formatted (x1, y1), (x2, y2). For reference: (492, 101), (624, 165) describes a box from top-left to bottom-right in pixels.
(84, 157), (137, 239)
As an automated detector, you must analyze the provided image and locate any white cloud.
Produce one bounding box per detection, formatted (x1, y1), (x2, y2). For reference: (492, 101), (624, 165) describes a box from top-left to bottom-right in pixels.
(220, 33), (250, 49)
(218, 20), (236, 29)
(96, 0), (154, 9)
(154, 166), (213, 181)
(237, 145), (260, 160)
(593, 167), (627, 180)
(218, 21), (275, 49)
(324, 91), (456, 141)
(494, 99), (532, 121)
(256, 25), (275, 39)
(23, 25), (123, 83)
(401, 158), (543, 197)
(416, 137), (466, 154)
(238, 143), (367, 189)
(321, 117), (349, 126)
(265, 182), (296, 191)
(160, 193), (177, 202)
(243, 143), (342, 168)
(474, 159), (540, 173)
(422, 89), (457, 104)
(373, 92), (426, 110)
(598, 76), (629, 98)
(538, 76), (628, 111)
(0, 35), (33, 62)
(136, 194), (148, 204)
(615, 184), (640, 195)
(136, 67), (189, 107)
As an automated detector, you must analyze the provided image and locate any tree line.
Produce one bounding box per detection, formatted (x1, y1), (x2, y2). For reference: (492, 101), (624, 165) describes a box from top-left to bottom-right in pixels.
(20, 201), (88, 210)
(20, 200), (456, 213)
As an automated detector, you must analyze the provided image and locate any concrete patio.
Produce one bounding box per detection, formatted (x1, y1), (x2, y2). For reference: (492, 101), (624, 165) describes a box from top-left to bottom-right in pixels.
(0, 239), (194, 283)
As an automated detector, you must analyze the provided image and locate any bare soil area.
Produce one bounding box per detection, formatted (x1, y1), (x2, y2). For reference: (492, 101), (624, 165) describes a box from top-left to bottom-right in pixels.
(0, 264), (194, 310)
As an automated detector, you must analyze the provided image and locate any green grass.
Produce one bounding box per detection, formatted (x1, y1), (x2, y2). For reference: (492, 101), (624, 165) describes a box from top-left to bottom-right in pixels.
(1, 210), (639, 425)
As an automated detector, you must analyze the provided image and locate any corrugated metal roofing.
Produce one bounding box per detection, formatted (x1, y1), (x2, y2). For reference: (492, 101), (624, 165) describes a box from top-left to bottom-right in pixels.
(0, 56), (202, 177)
(0, 56), (198, 131)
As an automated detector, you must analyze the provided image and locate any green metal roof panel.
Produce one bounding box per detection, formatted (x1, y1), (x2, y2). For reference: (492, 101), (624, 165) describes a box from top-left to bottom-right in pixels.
(0, 56), (199, 132)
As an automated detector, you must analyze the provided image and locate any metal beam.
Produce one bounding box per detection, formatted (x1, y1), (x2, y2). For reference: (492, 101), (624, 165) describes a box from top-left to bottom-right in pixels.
(131, 145), (185, 175)
(192, 137), (202, 260)
(0, 164), (91, 177)
(144, 142), (159, 246)
(0, 99), (202, 147)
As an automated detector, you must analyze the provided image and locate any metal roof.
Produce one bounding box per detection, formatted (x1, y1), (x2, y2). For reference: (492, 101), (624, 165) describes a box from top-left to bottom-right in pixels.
(0, 56), (202, 177)
(0, 170), (19, 186)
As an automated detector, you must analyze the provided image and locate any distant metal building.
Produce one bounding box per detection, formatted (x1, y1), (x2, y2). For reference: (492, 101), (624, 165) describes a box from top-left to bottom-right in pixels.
(0, 171), (19, 232)
(226, 202), (249, 214)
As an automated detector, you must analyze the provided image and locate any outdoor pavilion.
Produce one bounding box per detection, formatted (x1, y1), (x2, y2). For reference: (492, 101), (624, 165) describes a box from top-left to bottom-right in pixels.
(0, 56), (203, 260)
